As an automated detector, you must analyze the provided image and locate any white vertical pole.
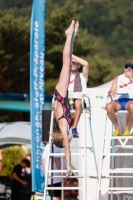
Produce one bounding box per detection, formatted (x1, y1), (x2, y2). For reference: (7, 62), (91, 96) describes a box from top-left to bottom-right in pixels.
(83, 109), (87, 200)
(61, 148), (64, 200)
(43, 110), (54, 200)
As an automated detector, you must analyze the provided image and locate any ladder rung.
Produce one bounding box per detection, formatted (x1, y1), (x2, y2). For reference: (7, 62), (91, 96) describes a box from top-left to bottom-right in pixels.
(112, 145), (133, 149)
(99, 187), (133, 191)
(48, 176), (84, 178)
(101, 175), (133, 178)
(48, 170), (82, 173)
(47, 175), (98, 179)
(104, 136), (133, 139)
(46, 187), (83, 190)
(49, 153), (84, 156)
(103, 153), (133, 156)
(101, 169), (133, 173)
(88, 176), (98, 179)
(70, 147), (93, 149)
(108, 191), (133, 194)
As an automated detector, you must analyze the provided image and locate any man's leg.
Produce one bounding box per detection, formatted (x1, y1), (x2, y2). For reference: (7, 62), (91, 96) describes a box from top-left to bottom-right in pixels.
(124, 101), (133, 136)
(11, 188), (21, 200)
(72, 99), (82, 137)
(52, 182), (61, 200)
(106, 101), (121, 135)
(53, 197), (61, 200)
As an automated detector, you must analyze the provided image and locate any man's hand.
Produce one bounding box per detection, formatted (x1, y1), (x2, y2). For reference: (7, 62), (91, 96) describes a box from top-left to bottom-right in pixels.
(72, 54), (89, 78)
(126, 69), (133, 80)
(108, 91), (116, 97)
(21, 181), (28, 186)
(0, 151), (2, 160)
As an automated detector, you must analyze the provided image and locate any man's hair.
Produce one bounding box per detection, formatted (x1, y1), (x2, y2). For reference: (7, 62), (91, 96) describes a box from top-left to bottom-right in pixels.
(125, 60), (133, 66)
(25, 154), (31, 159)
(52, 131), (64, 148)
(21, 158), (31, 167)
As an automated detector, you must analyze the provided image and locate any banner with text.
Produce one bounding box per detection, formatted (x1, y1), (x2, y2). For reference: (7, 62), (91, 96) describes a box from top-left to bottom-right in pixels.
(30, 0), (46, 192)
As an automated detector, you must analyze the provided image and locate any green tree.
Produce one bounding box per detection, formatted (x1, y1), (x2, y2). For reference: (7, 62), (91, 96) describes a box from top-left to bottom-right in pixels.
(77, 0), (133, 60)
(0, 9), (30, 93)
(88, 55), (122, 87)
(45, 2), (97, 93)
(0, 0), (127, 94)
(1, 146), (27, 176)
(0, 4), (98, 93)
(0, 0), (32, 10)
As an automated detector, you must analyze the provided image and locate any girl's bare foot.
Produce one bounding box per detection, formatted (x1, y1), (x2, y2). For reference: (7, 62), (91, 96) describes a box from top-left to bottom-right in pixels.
(65, 20), (75, 36)
(74, 21), (79, 36)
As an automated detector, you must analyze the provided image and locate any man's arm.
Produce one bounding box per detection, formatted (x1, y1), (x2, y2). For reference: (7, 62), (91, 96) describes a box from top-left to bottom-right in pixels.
(53, 146), (61, 170)
(12, 172), (28, 185)
(42, 145), (47, 173)
(42, 155), (61, 172)
(54, 157), (61, 170)
(72, 54), (89, 78)
(42, 158), (45, 172)
(108, 77), (118, 97)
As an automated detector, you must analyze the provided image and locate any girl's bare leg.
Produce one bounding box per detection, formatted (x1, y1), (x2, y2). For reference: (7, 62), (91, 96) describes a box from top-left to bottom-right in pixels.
(56, 21), (79, 176)
(56, 21), (79, 97)
(54, 20), (76, 124)
(55, 21), (79, 122)
(58, 119), (72, 174)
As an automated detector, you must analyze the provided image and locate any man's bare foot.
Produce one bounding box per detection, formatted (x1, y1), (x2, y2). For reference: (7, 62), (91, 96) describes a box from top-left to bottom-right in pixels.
(74, 21), (79, 36)
(65, 20), (75, 36)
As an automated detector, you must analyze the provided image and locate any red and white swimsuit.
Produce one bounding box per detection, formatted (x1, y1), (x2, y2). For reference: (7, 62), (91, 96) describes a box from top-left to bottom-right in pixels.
(54, 88), (72, 128)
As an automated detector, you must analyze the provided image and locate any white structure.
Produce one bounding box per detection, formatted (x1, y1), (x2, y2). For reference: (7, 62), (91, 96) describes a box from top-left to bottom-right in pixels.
(43, 95), (98, 200)
(68, 80), (133, 200)
(1, 80), (132, 200)
(0, 121), (31, 148)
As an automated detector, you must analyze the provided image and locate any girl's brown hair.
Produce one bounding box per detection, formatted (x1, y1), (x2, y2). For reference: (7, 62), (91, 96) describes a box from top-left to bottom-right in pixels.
(52, 131), (64, 148)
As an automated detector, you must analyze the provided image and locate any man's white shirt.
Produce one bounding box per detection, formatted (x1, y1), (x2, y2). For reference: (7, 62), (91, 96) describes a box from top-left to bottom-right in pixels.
(42, 144), (65, 184)
(116, 74), (133, 99)
(68, 73), (88, 99)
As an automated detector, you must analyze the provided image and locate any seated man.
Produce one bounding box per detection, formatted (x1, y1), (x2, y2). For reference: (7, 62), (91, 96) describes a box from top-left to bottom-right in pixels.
(68, 54), (89, 137)
(106, 60), (133, 136)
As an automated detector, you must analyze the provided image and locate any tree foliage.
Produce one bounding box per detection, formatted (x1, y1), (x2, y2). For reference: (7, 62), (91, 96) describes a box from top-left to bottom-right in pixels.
(0, 2), (98, 94)
(1, 146), (27, 176)
(77, 0), (133, 59)
(0, 9), (30, 93)
(0, 0), (131, 172)
(0, 0), (32, 10)
(0, 0), (132, 93)
(45, 2), (97, 92)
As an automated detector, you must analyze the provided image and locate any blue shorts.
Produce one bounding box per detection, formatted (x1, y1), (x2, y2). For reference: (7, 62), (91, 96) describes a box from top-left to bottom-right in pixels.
(115, 98), (133, 110)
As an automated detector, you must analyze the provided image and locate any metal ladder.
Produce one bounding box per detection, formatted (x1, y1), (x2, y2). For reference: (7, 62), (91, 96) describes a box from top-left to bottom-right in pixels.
(97, 97), (133, 200)
(43, 95), (98, 200)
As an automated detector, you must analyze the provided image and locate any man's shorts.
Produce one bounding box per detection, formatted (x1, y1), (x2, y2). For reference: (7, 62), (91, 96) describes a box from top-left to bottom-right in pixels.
(48, 182), (61, 197)
(115, 98), (133, 110)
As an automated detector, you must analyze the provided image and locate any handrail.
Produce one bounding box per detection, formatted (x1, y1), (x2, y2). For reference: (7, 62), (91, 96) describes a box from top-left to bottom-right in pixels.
(82, 94), (91, 114)
(53, 93), (91, 114)
(107, 94), (113, 102)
